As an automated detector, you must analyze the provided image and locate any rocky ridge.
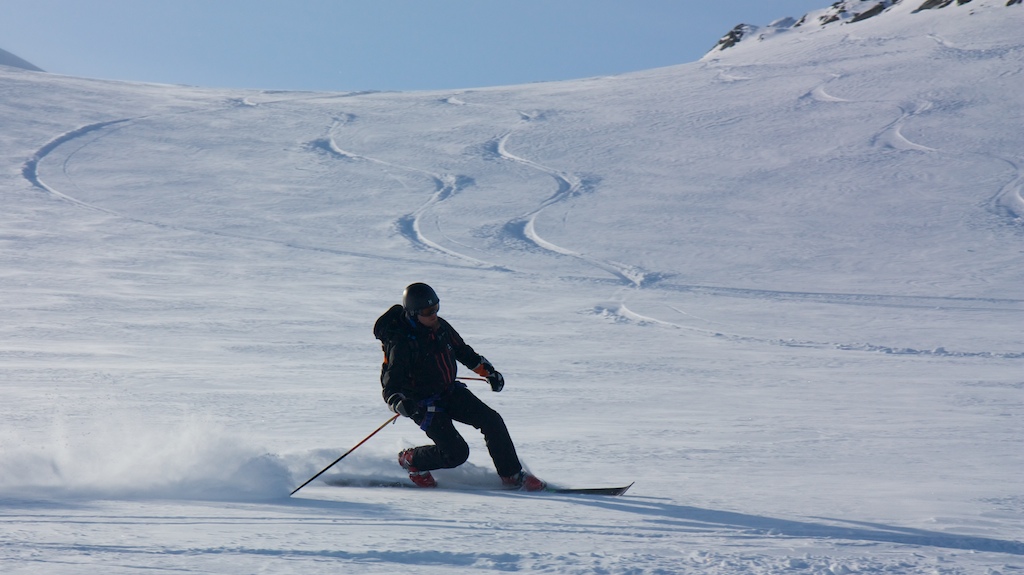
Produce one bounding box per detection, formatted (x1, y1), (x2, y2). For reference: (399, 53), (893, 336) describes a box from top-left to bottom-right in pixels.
(707, 0), (1021, 54)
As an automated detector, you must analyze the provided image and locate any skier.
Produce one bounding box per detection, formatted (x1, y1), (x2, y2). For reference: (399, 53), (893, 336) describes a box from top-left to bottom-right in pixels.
(373, 282), (545, 491)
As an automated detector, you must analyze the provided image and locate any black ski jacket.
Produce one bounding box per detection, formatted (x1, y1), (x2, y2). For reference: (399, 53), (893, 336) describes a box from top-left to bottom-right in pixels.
(373, 304), (483, 403)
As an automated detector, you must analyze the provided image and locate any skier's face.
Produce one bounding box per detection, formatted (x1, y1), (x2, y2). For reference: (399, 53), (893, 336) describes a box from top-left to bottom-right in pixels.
(416, 304), (440, 329)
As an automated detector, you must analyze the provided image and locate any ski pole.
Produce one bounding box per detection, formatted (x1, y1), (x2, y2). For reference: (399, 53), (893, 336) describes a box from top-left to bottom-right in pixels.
(456, 376), (487, 382)
(290, 413), (400, 496)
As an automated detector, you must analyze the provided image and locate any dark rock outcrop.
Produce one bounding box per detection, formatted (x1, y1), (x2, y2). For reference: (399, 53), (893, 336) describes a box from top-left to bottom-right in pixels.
(711, 24), (758, 52)
(708, 0), (1019, 56)
(913, 0), (973, 13)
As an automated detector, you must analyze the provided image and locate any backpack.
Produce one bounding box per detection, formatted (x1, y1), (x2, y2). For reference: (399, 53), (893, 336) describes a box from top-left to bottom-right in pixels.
(373, 304), (417, 375)
(373, 304), (407, 344)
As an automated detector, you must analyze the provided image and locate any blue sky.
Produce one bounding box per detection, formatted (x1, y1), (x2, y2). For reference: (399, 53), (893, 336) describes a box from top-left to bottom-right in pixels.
(1, 0), (830, 91)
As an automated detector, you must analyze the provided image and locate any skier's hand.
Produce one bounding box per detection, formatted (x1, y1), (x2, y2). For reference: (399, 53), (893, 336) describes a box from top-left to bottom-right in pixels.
(387, 393), (420, 418)
(473, 356), (504, 392)
(487, 370), (504, 393)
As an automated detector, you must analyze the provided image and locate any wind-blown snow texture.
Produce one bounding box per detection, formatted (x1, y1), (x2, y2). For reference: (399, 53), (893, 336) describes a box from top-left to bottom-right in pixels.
(1, 1), (1022, 573)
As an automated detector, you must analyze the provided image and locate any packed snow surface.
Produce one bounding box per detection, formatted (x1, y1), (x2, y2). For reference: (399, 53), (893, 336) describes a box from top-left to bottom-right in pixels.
(1, 1), (1022, 573)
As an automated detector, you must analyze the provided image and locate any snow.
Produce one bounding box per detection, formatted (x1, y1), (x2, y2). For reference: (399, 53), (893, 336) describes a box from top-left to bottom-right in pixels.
(1, 2), (1023, 573)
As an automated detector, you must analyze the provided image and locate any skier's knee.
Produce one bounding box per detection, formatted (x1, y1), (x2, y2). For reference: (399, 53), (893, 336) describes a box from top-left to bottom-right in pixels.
(440, 439), (470, 468)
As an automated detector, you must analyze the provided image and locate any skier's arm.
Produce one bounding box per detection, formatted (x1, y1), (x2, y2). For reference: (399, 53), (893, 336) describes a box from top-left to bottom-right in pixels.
(446, 321), (483, 369)
(446, 322), (504, 392)
(381, 338), (412, 403)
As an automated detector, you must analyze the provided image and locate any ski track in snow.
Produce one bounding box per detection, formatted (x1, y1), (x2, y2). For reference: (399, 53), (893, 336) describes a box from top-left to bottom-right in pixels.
(21, 92), (1024, 364)
(21, 107), (451, 267)
(432, 94), (663, 289)
(801, 74), (852, 103)
(333, 91), (1022, 362)
(990, 155), (1024, 221)
(870, 100), (939, 153)
(490, 127), (662, 289)
(619, 273), (1024, 358)
(314, 118), (510, 271)
(593, 300), (1024, 359)
(712, 67), (754, 83)
(574, 104), (1024, 361)
(20, 98), (639, 283)
(22, 118), (133, 209)
(556, 76), (1022, 360)
(316, 99), (664, 288)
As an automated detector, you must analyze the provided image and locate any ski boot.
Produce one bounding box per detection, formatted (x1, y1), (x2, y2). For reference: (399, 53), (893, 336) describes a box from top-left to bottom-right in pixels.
(501, 470), (546, 492)
(398, 448), (437, 488)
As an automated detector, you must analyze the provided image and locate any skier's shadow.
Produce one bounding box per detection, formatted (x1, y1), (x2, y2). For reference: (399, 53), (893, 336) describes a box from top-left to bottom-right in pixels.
(555, 495), (1024, 555)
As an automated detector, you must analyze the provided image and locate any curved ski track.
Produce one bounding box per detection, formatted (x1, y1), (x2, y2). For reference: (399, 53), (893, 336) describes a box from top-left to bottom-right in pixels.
(592, 290), (1024, 360)
(316, 126), (504, 271)
(990, 155), (1024, 221)
(800, 74), (852, 104)
(554, 76), (1022, 359)
(22, 118), (133, 210)
(22, 94), (1024, 361)
(490, 131), (656, 289)
(20, 104), (442, 267)
(870, 100), (939, 153)
(318, 105), (657, 285)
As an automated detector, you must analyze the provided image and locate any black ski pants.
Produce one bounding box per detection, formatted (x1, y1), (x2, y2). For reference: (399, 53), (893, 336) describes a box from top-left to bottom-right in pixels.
(408, 385), (522, 478)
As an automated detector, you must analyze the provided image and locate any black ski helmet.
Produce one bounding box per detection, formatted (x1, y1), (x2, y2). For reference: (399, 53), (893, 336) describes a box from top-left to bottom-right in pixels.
(402, 282), (439, 316)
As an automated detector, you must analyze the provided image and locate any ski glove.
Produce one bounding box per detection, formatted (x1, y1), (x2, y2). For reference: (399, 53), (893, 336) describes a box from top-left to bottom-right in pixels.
(473, 356), (505, 392)
(387, 393), (420, 418)
(487, 370), (504, 392)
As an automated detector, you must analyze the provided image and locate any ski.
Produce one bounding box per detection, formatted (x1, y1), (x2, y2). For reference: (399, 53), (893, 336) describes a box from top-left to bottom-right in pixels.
(548, 482), (633, 496)
(324, 478), (633, 495)
(324, 478), (410, 488)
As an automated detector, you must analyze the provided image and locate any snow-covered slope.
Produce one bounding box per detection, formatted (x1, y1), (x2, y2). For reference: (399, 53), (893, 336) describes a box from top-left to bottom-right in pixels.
(1, 1), (1022, 573)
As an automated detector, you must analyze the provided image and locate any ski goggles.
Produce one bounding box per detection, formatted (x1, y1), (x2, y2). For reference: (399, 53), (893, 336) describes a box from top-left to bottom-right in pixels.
(417, 304), (439, 317)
